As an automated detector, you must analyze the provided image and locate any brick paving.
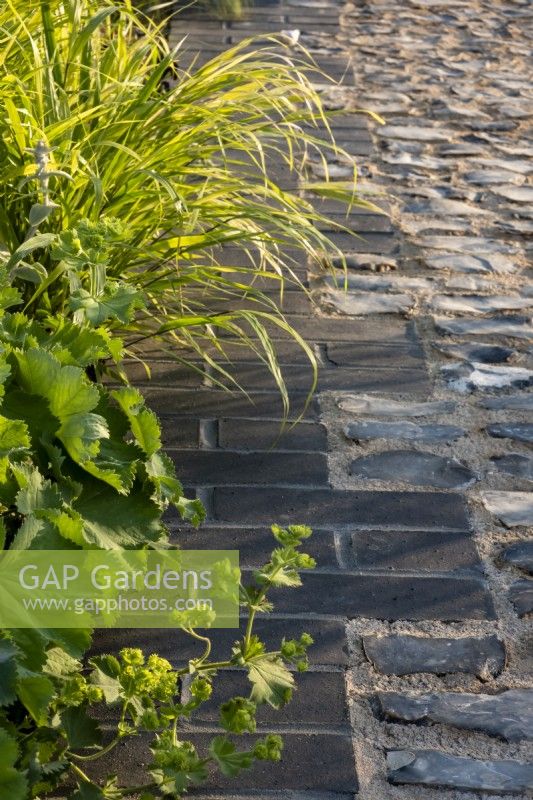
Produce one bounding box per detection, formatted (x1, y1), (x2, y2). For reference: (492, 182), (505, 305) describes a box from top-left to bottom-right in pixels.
(97, 1), (532, 796)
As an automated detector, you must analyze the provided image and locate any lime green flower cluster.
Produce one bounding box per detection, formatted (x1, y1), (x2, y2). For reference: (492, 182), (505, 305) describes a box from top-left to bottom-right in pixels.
(119, 648), (178, 703)
(150, 732), (208, 790)
(220, 697), (257, 733)
(281, 632), (314, 672)
(253, 734), (283, 762)
(189, 676), (212, 703)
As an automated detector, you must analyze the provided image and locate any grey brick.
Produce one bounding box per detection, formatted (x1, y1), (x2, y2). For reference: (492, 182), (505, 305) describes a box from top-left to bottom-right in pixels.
(326, 341), (425, 368)
(140, 361), (429, 394)
(203, 339), (424, 367)
(185, 289), (313, 315)
(268, 572), (495, 621)
(313, 197), (391, 218)
(212, 487), (471, 530)
(88, 732), (358, 792)
(169, 525), (338, 567)
(92, 618), (349, 667)
(316, 212), (393, 233)
(222, 363), (428, 393)
(205, 340), (313, 363)
(160, 417), (200, 448)
(188, 670), (349, 728)
(224, 314), (419, 343)
(169, 449), (329, 486)
(324, 231), (398, 254)
(317, 367), (429, 394)
(350, 530), (482, 572)
(218, 419), (328, 451)
(142, 388), (319, 419)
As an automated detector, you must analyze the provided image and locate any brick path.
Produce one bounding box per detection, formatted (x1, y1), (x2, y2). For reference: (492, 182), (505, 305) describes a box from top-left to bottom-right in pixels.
(97, 1), (532, 797)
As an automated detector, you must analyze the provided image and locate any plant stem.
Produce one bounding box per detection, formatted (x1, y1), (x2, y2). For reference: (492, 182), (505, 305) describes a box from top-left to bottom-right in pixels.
(70, 761), (94, 785)
(69, 735), (122, 762)
(243, 561), (285, 650)
(183, 626), (212, 664)
(176, 659), (231, 677)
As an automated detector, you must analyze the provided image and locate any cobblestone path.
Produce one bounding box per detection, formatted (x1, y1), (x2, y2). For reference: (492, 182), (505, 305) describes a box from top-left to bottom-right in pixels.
(97, 1), (532, 796)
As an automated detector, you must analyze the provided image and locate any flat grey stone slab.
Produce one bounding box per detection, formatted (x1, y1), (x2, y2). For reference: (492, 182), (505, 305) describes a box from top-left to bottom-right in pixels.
(350, 450), (476, 489)
(363, 634), (505, 678)
(502, 541), (533, 574)
(405, 197), (490, 217)
(426, 253), (517, 274)
(338, 395), (456, 417)
(404, 216), (470, 235)
(322, 273), (433, 292)
(481, 491), (533, 527)
(380, 125), (453, 142)
(481, 394), (533, 411)
(492, 185), (533, 203)
(383, 152), (446, 170)
(501, 219), (533, 235)
(345, 421), (465, 443)
(419, 236), (516, 256)
(379, 689), (533, 741)
(491, 454), (533, 481)
(464, 170), (525, 186)
(509, 580), (533, 616)
(431, 294), (533, 315)
(473, 157), (533, 175)
(442, 362), (533, 393)
(434, 316), (533, 341)
(435, 341), (513, 364)
(437, 143), (485, 156)
(445, 275), (509, 292)
(487, 423), (533, 444)
(322, 289), (414, 315)
(387, 749), (533, 794)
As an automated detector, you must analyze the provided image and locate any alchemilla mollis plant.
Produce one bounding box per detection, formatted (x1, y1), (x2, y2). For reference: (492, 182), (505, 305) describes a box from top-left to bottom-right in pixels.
(0, 217), (317, 796)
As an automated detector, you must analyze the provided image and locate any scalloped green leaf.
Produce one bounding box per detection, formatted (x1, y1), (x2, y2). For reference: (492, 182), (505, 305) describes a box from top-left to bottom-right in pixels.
(17, 674), (54, 724)
(73, 475), (166, 549)
(0, 415), (29, 456)
(246, 653), (294, 709)
(0, 729), (28, 800)
(61, 706), (102, 749)
(209, 737), (253, 778)
(111, 386), (161, 457)
(69, 283), (144, 326)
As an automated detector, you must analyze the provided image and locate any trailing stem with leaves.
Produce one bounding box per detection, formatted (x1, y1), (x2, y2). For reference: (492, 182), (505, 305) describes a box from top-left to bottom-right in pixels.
(0, 226), (318, 795)
(1, 523), (315, 798)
